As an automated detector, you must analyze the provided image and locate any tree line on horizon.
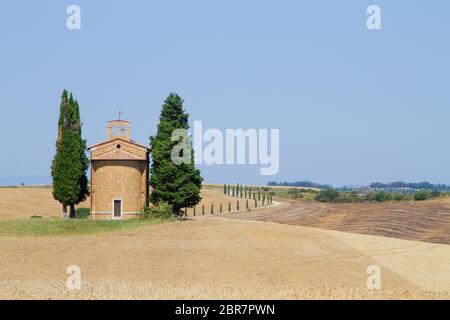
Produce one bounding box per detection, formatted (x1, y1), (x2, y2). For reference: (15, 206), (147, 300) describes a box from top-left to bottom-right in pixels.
(269, 180), (450, 192)
(51, 90), (202, 219)
(268, 180), (332, 189)
(369, 181), (450, 191)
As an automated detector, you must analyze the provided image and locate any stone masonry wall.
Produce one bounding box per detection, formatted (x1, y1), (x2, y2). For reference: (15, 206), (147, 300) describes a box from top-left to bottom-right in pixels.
(91, 160), (147, 219)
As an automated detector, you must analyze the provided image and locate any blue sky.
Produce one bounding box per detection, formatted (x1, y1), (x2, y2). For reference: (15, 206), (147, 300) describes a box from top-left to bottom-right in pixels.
(0, 1), (449, 186)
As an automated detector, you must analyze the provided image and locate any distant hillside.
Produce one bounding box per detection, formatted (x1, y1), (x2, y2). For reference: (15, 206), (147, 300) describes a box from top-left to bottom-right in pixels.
(369, 182), (450, 192)
(269, 180), (450, 193)
(268, 181), (332, 189)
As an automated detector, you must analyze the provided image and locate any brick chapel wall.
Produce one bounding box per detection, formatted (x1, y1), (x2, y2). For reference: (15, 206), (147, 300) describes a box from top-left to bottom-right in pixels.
(91, 160), (147, 219)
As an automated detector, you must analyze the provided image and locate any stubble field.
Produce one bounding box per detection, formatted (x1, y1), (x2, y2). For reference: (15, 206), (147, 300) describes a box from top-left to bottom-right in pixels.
(0, 186), (450, 299)
(0, 185), (250, 220)
(229, 197), (450, 245)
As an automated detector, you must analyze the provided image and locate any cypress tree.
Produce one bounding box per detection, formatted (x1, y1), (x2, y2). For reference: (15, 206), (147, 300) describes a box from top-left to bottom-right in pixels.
(149, 93), (203, 216)
(258, 190), (261, 201)
(232, 186), (235, 197)
(246, 199), (248, 209)
(237, 200), (240, 211)
(51, 90), (89, 219)
(52, 90), (69, 218)
(202, 204), (205, 215)
(220, 203), (223, 213)
(224, 184), (227, 195)
(211, 204), (214, 215)
(227, 185), (230, 196)
(228, 202), (231, 212)
(262, 193), (266, 205)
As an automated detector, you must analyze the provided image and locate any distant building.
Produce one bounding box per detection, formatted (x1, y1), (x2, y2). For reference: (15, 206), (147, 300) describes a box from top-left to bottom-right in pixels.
(88, 120), (150, 220)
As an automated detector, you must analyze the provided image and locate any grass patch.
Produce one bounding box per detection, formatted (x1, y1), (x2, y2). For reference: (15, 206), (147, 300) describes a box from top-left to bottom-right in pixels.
(0, 217), (167, 237)
(272, 188), (318, 202)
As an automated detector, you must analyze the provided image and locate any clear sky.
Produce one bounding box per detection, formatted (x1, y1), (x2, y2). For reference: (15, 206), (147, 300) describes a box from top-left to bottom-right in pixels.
(0, 0), (449, 186)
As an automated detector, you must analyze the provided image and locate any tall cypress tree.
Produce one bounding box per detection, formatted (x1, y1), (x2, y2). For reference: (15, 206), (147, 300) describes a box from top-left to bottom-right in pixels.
(149, 93), (203, 215)
(51, 90), (89, 218)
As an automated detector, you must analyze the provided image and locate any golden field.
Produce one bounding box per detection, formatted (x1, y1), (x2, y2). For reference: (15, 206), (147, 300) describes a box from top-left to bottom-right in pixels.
(0, 186), (90, 219)
(0, 185), (255, 219)
(0, 186), (450, 299)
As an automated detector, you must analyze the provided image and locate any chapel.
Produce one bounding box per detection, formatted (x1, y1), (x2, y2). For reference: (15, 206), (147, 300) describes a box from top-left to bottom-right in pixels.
(88, 120), (150, 219)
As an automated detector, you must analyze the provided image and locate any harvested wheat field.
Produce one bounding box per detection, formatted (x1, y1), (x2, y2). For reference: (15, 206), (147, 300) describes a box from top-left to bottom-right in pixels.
(0, 187), (90, 219)
(1, 186), (450, 299)
(1, 217), (450, 299)
(230, 198), (450, 245)
(0, 185), (235, 219)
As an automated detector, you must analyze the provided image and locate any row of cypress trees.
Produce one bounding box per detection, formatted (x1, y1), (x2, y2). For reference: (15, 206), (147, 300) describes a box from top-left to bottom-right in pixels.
(191, 199), (252, 216)
(51, 91), (203, 219)
(223, 184), (273, 205)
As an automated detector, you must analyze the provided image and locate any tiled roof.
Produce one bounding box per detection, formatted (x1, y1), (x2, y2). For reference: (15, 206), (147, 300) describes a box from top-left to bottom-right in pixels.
(93, 148), (144, 160)
(88, 137), (149, 151)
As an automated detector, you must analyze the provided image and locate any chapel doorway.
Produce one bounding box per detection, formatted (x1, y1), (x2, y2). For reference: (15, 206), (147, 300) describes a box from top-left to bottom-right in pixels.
(113, 200), (122, 219)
